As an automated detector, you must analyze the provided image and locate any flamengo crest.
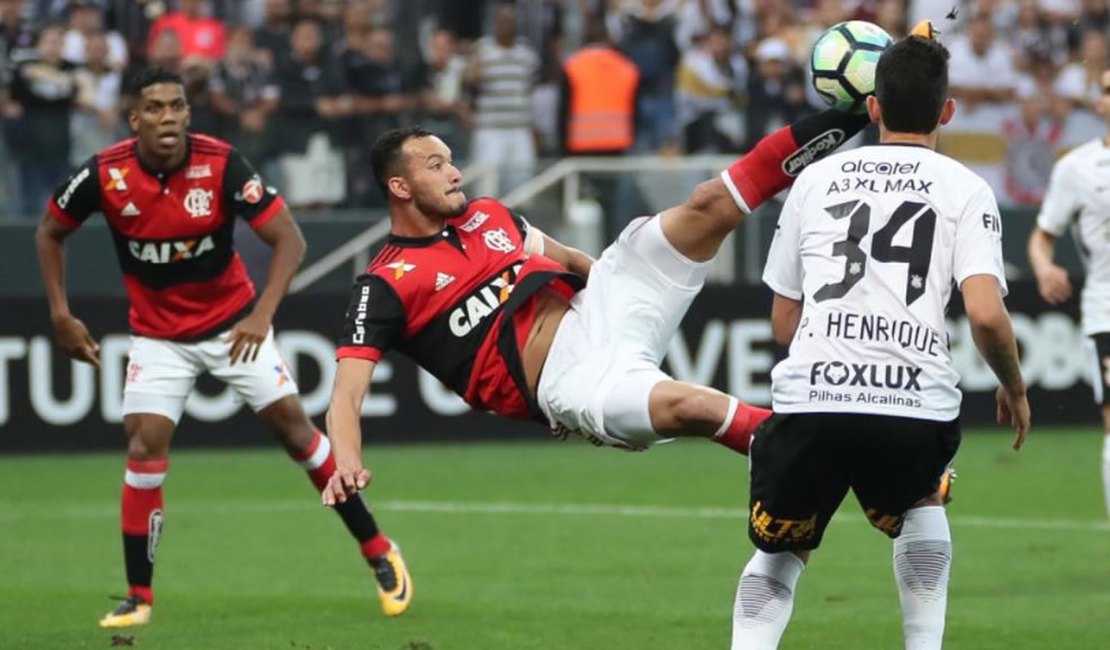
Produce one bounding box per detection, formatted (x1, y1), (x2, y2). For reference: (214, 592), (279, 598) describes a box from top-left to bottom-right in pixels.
(184, 188), (214, 218)
(482, 228), (516, 253)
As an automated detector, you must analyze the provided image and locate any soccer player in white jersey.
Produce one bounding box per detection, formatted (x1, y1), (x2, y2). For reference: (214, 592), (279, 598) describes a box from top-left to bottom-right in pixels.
(1028, 66), (1110, 518)
(731, 35), (1030, 650)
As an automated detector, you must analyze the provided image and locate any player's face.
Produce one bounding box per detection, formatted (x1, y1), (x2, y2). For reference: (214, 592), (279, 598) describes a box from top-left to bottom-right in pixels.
(1097, 71), (1110, 119)
(130, 83), (191, 160)
(403, 137), (467, 218)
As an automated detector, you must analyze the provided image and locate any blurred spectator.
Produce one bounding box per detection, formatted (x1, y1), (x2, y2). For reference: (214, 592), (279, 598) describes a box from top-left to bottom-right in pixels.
(559, 18), (639, 156)
(675, 23), (747, 153)
(273, 17), (349, 208)
(0, 0), (36, 56)
(1056, 29), (1108, 110)
(1009, 0), (1066, 70)
(1003, 90), (1064, 205)
(466, 0), (538, 195)
(3, 24), (78, 216)
(438, 0), (487, 46)
(948, 11), (1018, 113)
(253, 0), (294, 67)
(675, 0), (756, 53)
(745, 36), (809, 147)
(102, 0), (157, 62)
(209, 26), (278, 162)
(873, 0), (907, 40)
(608, 0), (680, 152)
(63, 0), (127, 70)
(71, 30), (121, 164)
(147, 0), (227, 64)
(421, 28), (470, 157)
(344, 26), (422, 204)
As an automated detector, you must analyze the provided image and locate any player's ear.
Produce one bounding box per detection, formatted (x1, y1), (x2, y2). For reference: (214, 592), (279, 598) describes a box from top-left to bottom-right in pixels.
(127, 107), (139, 134)
(865, 95), (881, 125)
(388, 176), (411, 201)
(939, 98), (956, 126)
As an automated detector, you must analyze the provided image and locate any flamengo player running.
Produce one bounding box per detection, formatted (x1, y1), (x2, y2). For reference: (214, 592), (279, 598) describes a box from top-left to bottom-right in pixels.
(732, 36), (1029, 650)
(321, 102), (873, 508)
(35, 68), (409, 627)
(1027, 64), (1110, 518)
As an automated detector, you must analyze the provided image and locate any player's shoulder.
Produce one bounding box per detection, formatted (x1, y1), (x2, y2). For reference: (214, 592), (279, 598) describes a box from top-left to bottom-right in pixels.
(98, 137), (138, 166)
(189, 133), (233, 157)
(1055, 138), (1100, 169)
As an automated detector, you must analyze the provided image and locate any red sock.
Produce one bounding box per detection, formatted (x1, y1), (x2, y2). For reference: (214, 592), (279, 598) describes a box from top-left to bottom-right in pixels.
(712, 397), (772, 456)
(360, 534), (392, 559)
(291, 430), (336, 491)
(122, 458), (167, 605)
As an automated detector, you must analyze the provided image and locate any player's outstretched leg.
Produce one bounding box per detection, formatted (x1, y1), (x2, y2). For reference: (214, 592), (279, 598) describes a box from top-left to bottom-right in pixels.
(100, 414), (174, 629)
(893, 505), (951, 650)
(258, 397), (412, 616)
(731, 550), (806, 650)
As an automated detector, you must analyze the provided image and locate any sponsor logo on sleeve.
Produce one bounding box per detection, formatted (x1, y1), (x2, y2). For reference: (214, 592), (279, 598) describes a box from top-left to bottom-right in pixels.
(782, 128), (845, 177)
(57, 167), (91, 208)
(236, 176), (265, 204)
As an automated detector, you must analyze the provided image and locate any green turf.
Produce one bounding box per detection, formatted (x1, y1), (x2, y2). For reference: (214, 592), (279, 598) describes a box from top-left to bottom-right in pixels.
(0, 428), (1107, 649)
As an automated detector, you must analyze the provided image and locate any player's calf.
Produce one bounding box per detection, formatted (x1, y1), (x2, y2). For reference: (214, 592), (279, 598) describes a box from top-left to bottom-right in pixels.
(646, 381), (769, 455)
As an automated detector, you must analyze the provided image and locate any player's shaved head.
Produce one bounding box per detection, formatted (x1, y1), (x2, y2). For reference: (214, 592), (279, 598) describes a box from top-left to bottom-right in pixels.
(371, 126), (436, 194)
(875, 36), (950, 134)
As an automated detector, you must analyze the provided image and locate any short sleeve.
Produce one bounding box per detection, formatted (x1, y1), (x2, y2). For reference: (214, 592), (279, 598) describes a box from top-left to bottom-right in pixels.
(511, 209), (545, 257)
(222, 148), (285, 228)
(48, 155), (101, 228)
(762, 181), (805, 300)
(336, 274), (407, 362)
(1036, 156), (1078, 237)
(954, 184), (1008, 297)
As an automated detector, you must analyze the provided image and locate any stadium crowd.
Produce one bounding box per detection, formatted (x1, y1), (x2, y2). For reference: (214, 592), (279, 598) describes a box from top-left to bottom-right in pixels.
(1, 0), (1108, 217)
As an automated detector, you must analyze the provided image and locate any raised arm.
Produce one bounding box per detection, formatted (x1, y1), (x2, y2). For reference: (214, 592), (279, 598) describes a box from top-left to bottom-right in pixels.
(322, 357), (377, 505)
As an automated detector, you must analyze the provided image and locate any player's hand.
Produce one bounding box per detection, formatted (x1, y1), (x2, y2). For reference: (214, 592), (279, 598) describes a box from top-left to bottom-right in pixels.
(1035, 265), (1072, 304)
(226, 311), (272, 365)
(52, 314), (100, 367)
(321, 463), (372, 506)
(995, 385), (1030, 451)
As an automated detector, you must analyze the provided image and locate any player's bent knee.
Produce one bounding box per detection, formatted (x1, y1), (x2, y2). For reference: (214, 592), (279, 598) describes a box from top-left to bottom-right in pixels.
(123, 414), (174, 460)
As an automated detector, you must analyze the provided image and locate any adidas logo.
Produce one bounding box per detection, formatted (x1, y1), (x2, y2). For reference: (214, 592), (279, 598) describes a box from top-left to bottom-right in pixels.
(121, 202), (141, 217)
(435, 272), (456, 291)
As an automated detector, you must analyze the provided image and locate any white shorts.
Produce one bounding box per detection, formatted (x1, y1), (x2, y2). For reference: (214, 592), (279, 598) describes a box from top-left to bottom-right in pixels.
(122, 327), (299, 425)
(536, 216), (711, 449)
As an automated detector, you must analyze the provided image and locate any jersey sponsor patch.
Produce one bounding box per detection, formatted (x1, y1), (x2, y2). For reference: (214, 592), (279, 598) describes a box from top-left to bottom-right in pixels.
(185, 164), (212, 179)
(128, 236), (216, 264)
(106, 167), (129, 191)
(459, 211), (490, 232)
(448, 263), (522, 337)
(236, 176), (265, 204)
(57, 166), (91, 209)
(385, 260), (416, 280)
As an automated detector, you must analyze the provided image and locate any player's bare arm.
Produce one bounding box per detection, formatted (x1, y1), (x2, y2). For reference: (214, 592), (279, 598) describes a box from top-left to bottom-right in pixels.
(962, 274), (1030, 449)
(1027, 227), (1072, 305)
(34, 212), (100, 367)
(537, 230), (594, 279)
(770, 294), (803, 347)
(323, 358), (376, 506)
(227, 208), (307, 364)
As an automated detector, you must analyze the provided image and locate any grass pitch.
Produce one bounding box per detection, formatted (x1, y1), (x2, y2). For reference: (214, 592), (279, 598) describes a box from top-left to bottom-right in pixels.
(0, 428), (1107, 649)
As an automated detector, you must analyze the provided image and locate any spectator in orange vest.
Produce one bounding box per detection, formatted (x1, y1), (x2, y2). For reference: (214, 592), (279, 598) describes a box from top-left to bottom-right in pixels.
(559, 19), (640, 156)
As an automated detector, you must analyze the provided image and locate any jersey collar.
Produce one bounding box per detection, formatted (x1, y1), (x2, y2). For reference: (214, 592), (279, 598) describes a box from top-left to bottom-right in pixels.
(133, 135), (193, 179)
(388, 227), (464, 251)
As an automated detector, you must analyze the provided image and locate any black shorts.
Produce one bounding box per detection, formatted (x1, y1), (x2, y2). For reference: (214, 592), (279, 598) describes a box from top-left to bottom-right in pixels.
(1091, 334), (1110, 406)
(747, 412), (960, 552)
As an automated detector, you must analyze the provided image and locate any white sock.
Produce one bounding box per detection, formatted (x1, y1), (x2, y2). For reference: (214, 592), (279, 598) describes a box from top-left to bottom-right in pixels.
(1102, 434), (1110, 518)
(894, 506), (951, 650)
(731, 550), (805, 650)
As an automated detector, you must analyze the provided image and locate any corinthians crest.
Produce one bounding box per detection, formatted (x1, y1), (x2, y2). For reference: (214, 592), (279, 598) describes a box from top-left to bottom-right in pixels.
(184, 188), (214, 218)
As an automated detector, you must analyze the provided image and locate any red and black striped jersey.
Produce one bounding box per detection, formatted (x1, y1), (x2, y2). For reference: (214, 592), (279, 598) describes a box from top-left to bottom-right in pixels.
(337, 198), (584, 421)
(48, 134), (285, 340)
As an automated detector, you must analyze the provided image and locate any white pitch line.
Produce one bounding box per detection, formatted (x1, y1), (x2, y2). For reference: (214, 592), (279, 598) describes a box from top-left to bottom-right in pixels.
(0, 499), (1107, 533)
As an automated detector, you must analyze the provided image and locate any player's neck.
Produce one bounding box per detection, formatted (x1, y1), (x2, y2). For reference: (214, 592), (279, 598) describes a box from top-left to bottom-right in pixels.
(136, 143), (188, 173)
(390, 206), (446, 238)
(878, 128), (938, 150)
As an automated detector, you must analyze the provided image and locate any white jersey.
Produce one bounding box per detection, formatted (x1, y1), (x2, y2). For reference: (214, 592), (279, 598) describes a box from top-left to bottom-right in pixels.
(1036, 139), (1110, 336)
(763, 144), (1008, 421)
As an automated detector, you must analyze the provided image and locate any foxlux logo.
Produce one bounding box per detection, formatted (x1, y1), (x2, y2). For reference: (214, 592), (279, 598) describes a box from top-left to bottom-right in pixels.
(128, 236), (215, 264)
(783, 129), (845, 176)
(449, 263), (523, 337)
(809, 360), (923, 391)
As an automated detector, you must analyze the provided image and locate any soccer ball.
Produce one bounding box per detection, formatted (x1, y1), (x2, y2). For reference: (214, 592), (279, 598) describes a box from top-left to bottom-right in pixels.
(810, 21), (893, 113)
